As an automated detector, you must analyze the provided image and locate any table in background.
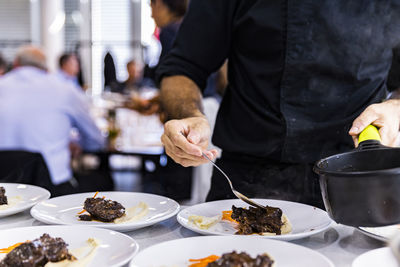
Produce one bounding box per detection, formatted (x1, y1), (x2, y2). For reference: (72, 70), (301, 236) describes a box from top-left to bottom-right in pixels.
(80, 94), (165, 185)
(0, 209), (385, 267)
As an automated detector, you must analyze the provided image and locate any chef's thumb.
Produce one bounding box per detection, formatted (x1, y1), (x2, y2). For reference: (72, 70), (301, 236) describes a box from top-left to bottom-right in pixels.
(349, 118), (371, 136)
(349, 107), (378, 136)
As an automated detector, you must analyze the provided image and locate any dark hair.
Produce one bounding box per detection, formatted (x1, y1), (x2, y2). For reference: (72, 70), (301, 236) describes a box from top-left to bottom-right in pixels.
(59, 53), (75, 68)
(153, 0), (188, 17)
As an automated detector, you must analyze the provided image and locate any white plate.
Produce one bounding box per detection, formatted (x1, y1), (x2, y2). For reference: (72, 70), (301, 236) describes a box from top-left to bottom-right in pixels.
(358, 225), (400, 241)
(0, 183), (50, 217)
(31, 192), (180, 232)
(352, 247), (397, 267)
(0, 225), (138, 267)
(177, 199), (333, 241)
(130, 235), (334, 267)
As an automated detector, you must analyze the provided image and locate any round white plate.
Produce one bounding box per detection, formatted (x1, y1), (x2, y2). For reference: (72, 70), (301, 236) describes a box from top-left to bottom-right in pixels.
(31, 192), (180, 232)
(352, 247), (397, 267)
(0, 225), (138, 267)
(0, 183), (50, 218)
(130, 235), (334, 267)
(177, 199), (333, 241)
(358, 225), (400, 241)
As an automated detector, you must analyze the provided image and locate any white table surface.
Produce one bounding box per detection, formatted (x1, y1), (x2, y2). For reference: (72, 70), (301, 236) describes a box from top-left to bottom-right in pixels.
(0, 209), (386, 267)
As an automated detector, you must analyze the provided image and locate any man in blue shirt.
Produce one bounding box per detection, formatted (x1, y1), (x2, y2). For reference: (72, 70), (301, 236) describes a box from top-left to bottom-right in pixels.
(0, 46), (105, 195)
(57, 53), (82, 91)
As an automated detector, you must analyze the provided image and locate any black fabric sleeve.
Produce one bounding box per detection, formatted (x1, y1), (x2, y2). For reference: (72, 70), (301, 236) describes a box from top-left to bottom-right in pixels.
(156, 0), (235, 90)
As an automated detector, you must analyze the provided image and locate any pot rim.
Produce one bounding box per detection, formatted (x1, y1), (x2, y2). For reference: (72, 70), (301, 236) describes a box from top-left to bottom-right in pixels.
(314, 149), (400, 177)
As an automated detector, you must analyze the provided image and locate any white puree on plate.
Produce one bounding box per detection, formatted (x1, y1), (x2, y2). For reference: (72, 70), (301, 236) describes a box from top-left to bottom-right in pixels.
(45, 238), (100, 267)
(188, 215), (221, 229)
(0, 196), (23, 210)
(188, 213), (292, 235)
(114, 202), (149, 224)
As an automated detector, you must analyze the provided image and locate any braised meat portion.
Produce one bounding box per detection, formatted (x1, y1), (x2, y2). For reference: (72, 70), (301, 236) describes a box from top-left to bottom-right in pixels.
(231, 205), (283, 235)
(81, 197), (125, 222)
(37, 234), (75, 262)
(0, 234), (75, 267)
(207, 251), (274, 267)
(0, 186), (7, 205)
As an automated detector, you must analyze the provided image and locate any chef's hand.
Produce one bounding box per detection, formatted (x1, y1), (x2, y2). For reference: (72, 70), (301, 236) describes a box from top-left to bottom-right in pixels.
(349, 99), (400, 147)
(161, 116), (218, 167)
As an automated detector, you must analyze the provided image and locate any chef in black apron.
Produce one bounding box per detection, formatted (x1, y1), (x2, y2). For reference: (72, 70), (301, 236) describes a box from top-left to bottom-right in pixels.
(157, 0), (400, 208)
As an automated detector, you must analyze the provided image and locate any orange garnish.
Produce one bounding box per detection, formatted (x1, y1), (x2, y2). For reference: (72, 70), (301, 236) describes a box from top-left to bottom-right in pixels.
(77, 191), (99, 215)
(189, 255), (220, 267)
(77, 209), (87, 215)
(222, 210), (237, 223)
(0, 241), (28, 253)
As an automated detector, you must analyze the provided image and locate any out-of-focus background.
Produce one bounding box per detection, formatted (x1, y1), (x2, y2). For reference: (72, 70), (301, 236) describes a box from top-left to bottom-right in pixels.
(0, 0), (225, 204)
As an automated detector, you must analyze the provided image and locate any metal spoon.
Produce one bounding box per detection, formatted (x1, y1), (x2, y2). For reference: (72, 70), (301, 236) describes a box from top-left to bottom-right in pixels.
(202, 152), (266, 210)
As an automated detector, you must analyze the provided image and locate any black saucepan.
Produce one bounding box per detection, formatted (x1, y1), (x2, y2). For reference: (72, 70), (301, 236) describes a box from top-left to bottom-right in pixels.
(314, 125), (400, 227)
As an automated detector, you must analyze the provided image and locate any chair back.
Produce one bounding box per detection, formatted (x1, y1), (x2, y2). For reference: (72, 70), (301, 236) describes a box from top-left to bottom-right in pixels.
(0, 150), (53, 189)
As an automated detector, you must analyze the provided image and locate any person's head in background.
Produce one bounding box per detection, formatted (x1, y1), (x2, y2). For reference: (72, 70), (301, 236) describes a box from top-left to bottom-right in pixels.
(13, 45), (47, 71)
(0, 53), (7, 76)
(59, 53), (80, 77)
(150, 0), (188, 28)
(126, 60), (142, 82)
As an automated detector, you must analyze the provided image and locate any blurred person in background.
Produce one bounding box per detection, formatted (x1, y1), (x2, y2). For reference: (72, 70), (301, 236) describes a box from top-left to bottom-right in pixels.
(0, 53), (8, 76)
(0, 46), (108, 196)
(151, 0), (188, 66)
(118, 59), (154, 94)
(143, 0), (188, 83)
(57, 53), (82, 91)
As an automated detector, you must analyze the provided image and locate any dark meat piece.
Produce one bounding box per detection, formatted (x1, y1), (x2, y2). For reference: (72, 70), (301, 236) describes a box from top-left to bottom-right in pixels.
(231, 205), (283, 235)
(83, 197), (125, 222)
(0, 234), (75, 267)
(0, 242), (46, 267)
(0, 186), (7, 205)
(207, 251), (274, 267)
(78, 214), (93, 221)
(38, 234), (75, 262)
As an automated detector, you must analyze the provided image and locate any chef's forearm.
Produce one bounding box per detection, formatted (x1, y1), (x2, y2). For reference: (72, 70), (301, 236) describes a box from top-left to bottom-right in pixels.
(160, 75), (205, 120)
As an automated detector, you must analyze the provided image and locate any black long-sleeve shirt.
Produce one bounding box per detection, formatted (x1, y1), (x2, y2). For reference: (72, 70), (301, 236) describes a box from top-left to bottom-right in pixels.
(157, 0), (400, 163)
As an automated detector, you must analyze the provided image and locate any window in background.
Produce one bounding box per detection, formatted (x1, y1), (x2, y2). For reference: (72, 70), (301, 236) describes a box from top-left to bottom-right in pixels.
(0, 0), (32, 62)
(91, 0), (141, 95)
(64, 0), (81, 52)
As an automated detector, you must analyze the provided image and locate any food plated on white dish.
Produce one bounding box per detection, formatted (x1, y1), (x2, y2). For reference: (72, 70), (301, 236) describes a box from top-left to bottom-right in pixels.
(178, 199), (332, 241)
(31, 192), (180, 232)
(0, 225), (138, 267)
(0, 183), (50, 218)
(130, 235), (334, 267)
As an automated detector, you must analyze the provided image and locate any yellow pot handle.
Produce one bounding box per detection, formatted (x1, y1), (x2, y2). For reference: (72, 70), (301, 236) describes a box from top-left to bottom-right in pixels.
(358, 125), (381, 143)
